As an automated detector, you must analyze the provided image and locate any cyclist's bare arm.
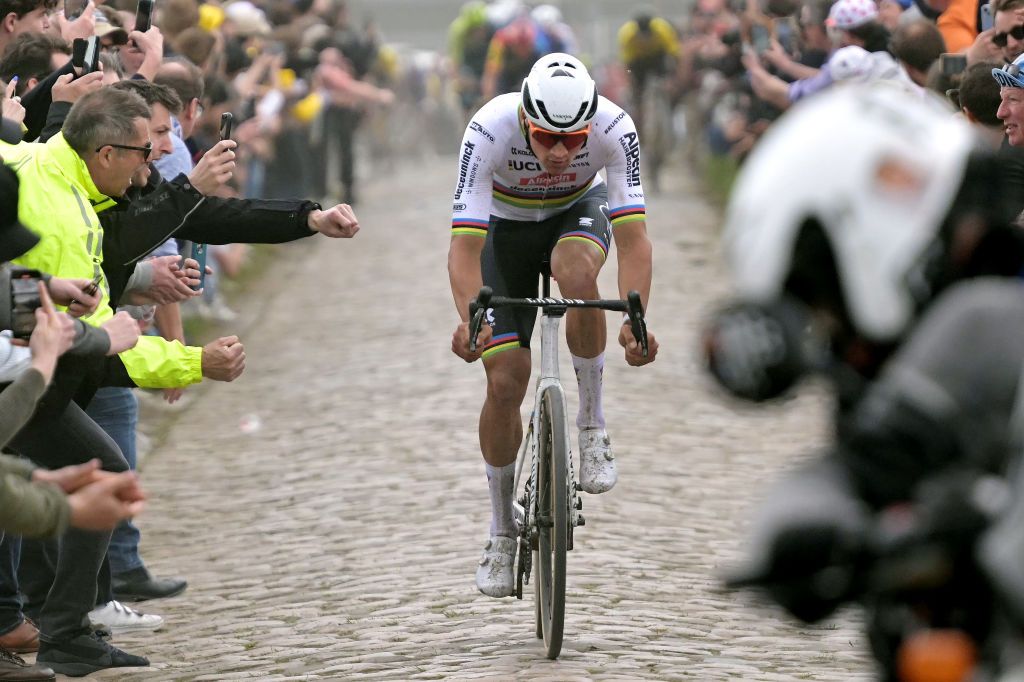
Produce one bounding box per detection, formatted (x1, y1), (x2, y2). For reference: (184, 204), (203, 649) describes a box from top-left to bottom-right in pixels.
(448, 235), (486, 323)
(613, 221), (658, 365)
(449, 235), (492, 362)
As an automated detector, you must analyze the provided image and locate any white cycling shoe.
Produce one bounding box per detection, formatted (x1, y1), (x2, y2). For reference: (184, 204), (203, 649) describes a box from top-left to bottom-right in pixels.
(579, 428), (617, 494)
(475, 536), (517, 598)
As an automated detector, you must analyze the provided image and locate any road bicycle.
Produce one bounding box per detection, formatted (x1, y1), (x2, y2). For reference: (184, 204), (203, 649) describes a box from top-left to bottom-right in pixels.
(468, 274), (649, 659)
(634, 72), (676, 194)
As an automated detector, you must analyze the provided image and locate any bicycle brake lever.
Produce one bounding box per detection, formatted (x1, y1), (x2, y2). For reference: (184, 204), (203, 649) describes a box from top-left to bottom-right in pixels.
(468, 286), (493, 353)
(469, 308), (485, 353)
(626, 291), (649, 358)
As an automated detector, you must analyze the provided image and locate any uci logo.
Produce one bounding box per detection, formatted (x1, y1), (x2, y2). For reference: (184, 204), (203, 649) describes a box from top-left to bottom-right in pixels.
(453, 203), (467, 211)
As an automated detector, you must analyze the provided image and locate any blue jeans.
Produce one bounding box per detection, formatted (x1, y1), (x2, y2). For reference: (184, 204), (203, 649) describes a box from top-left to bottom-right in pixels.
(85, 387), (144, 575)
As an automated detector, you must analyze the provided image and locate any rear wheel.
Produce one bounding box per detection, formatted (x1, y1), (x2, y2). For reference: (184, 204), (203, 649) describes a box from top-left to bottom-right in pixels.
(533, 385), (567, 659)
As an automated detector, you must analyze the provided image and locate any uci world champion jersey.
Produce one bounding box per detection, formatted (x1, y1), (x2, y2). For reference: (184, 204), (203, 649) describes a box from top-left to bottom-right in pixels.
(450, 92), (647, 236)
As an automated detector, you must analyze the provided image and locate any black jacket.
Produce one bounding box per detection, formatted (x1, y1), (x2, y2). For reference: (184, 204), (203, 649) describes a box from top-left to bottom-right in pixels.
(100, 166), (319, 306)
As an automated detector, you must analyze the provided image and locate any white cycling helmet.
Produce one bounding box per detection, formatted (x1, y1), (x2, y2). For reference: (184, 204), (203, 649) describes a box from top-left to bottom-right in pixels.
(724, 83), (978, 343)
(520, 53), (598, 133)
(531, 4), (562, 27)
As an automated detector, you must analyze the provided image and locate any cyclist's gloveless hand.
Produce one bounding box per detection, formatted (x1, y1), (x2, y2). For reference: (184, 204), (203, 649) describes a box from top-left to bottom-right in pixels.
(619, 322), (658, 366)
(452, 321), (492, 363)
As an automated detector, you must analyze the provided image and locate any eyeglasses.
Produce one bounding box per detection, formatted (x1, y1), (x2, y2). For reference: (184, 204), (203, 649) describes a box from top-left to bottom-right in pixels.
(994, 24), (1024, 47)
(528, 121), (590, 152)
(95, 142), (152, 160)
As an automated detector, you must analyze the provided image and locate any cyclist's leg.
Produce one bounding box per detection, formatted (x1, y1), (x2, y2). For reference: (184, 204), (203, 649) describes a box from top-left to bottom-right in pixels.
(478, 216), (551, 461)
(550, 185), (612, 361)
(550, 187), (618, 493)
(476, 218), (548, 596)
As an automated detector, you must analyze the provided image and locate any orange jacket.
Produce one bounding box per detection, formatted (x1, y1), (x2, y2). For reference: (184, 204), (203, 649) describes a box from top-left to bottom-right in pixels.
(938, 0), (980, 53)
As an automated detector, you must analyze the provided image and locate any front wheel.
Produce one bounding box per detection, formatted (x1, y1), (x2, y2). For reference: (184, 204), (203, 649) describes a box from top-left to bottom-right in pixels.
(533, 384), (568, 659)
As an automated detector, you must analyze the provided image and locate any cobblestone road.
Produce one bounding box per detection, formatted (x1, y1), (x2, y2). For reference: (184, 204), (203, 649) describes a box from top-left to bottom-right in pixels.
(71, 162), (874, 680)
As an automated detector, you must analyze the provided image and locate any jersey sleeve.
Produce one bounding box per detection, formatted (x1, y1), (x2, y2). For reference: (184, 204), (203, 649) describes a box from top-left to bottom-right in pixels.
(600, 110), (647, 230)
(450, 110), (499, 238)
(653, 18), (681, 57)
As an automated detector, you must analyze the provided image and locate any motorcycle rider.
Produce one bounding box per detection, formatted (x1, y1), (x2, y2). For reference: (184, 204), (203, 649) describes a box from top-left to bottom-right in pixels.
(704, 81), (1024, 677)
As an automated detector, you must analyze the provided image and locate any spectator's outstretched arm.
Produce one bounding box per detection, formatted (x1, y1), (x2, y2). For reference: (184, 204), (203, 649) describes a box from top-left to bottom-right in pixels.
(101, 178), (324, 269)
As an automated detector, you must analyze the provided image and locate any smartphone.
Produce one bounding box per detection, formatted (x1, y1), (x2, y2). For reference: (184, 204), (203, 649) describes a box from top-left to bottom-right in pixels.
(981, 2), (994, 31)
(940, 53), (968, 76)
(134, 0), (154, 33)
(64, 0), (88, 21)
(84, 35), (100, 73)
(188, 243), (207, 292)
(72, 36), (100, 74)
(751, 24), (771, 54)
(71, 38), (88, 71)
(82, 273), (102, 297)
(219, 112), (233, 140)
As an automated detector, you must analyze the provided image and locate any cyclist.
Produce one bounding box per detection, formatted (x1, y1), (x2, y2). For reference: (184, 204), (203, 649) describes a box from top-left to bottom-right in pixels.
(481, 15), (543, 101)
(448, 53), (660, 598)
(448, 1), (494, 118)
(618, 10), (680, 127)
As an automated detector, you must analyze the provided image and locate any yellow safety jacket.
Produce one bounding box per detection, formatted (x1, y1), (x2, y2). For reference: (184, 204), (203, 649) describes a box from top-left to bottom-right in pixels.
(9, 133), (203, 388)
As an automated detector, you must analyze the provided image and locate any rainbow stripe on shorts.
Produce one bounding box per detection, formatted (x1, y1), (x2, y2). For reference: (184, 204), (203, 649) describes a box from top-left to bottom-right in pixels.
(482, 333), (521, 359)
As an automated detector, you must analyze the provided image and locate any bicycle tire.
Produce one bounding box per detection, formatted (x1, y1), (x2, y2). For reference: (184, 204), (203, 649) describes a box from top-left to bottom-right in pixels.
(640, 79), (675, 192)
(533, 384), (567, 659)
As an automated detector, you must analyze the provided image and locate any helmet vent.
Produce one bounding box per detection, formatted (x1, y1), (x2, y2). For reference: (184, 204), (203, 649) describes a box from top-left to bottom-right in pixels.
(522, 83), (539, 118)
(551, 68), (572, 78)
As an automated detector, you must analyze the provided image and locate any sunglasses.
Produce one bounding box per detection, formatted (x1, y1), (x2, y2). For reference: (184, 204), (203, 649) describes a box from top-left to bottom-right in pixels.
(96, 141), (153, 160)
(528, 121), (590, 152)
(994, 24), (1024, 47)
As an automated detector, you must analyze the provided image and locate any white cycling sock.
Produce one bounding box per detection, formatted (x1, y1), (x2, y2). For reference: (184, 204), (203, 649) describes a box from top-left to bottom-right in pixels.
(572, 352), (606, 430)
(486, 462), (516, 537)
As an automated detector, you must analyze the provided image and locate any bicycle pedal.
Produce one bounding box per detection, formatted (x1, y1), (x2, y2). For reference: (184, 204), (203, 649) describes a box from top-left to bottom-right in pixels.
(577, 514), (585, 527)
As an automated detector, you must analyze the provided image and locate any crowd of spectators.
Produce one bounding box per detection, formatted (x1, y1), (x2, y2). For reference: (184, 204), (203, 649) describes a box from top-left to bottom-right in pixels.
(0, 0), (386, 676)
(619, 0), (1024, 205)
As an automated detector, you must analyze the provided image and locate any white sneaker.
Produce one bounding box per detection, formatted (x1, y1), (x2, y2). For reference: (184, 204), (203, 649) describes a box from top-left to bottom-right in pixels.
(88, 600), (164, 632)
(475, 536), (516, 598)
(579, 428), (617, 494)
